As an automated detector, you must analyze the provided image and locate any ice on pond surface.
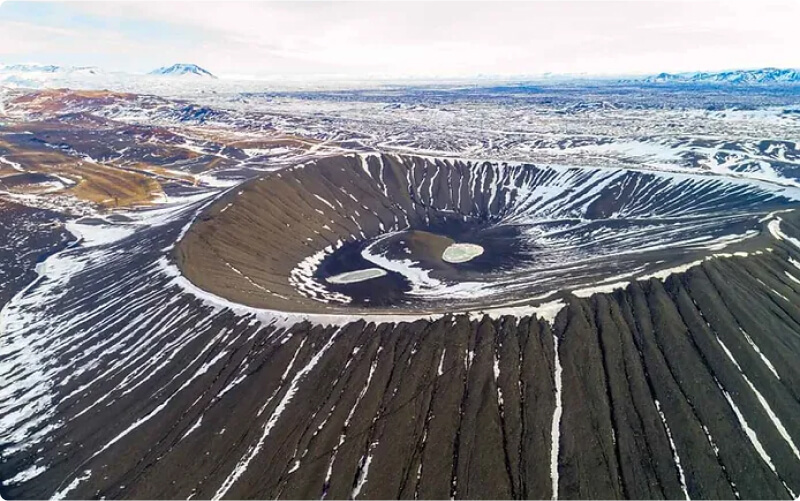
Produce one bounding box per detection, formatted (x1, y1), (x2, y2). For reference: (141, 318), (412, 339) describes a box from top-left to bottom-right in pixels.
(326, 268), (388, 284)
(442, 243), (484, 264)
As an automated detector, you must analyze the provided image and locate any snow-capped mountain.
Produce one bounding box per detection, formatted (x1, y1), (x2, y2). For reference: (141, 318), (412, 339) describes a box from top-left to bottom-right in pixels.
(149, 63), (216, 79)
(0, 63), (100, 75)
(642, 68), (800, 84)
(0, 64), (102, 88)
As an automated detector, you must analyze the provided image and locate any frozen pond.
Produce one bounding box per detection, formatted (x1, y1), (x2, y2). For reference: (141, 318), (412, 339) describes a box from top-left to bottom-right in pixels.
(326, 267), (388, 284)
(442, 243), (485, 263)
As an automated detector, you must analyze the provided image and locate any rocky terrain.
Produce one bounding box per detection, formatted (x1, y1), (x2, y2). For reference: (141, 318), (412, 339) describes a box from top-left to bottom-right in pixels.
(1, 84), (800, 500)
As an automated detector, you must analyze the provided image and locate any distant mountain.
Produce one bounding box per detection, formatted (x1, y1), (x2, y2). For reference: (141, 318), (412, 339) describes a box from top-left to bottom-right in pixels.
(0, 64), (100, 75)
(0, 64), (102, 88)
(149, 63), (216, 79)
(642, 68), (800, 84)
(0, 61), (224, 92)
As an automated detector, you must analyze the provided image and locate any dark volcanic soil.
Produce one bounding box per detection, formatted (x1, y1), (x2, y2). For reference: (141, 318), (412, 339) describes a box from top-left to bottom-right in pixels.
(7, 230), (800, 499)
(3, 156), (800, 500)
(0, 199), (72, 307)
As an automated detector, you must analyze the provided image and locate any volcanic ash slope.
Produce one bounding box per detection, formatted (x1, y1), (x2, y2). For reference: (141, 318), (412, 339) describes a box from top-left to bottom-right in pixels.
(2, 155), (800, 499)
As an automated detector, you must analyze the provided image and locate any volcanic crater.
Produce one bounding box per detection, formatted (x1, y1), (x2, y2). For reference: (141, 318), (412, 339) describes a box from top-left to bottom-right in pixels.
(177, 153), (794, 313)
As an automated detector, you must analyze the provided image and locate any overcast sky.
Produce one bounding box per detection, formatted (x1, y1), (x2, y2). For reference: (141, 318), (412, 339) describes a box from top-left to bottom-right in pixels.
(0, 1), (797, 80)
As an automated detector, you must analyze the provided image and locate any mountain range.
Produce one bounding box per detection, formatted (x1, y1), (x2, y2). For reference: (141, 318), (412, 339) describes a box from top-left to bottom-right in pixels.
(0, 62), (216, 85)
(1, 63), (799, 90)
(642, 67), (800, 84)
(1, 64), (100, 75)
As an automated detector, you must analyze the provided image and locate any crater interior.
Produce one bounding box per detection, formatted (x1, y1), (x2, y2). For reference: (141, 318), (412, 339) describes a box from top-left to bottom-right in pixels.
(177, 153), (793, 313)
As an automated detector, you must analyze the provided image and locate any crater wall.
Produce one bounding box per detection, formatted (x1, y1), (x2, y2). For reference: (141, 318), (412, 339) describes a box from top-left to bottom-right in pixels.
(178, 153), (795, 313)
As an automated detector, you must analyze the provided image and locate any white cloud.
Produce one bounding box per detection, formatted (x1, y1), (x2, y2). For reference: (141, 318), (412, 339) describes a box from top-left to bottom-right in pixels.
(3, 0), (800, 78)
